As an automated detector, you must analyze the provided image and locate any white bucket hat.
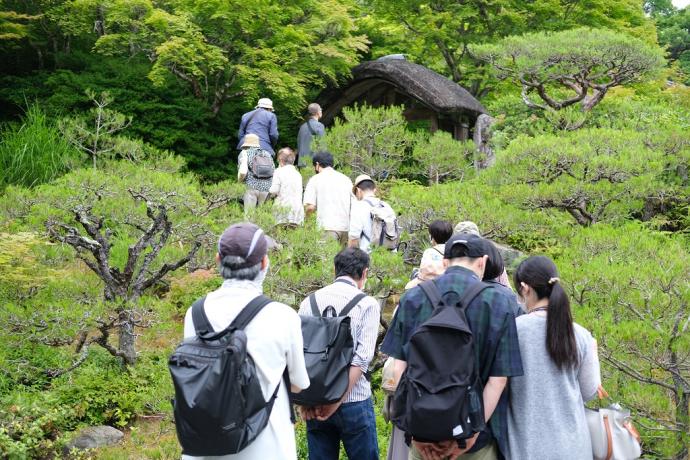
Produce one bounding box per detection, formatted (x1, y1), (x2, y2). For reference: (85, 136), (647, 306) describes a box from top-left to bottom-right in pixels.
(256, 98), (274, 110)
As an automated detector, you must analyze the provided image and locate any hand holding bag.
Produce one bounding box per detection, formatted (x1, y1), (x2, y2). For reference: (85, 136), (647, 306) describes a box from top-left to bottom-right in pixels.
(585, 386), (642, 460)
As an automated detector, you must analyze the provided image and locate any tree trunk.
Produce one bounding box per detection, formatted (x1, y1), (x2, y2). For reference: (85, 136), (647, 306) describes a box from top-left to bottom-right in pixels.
(673, 390), (689, 460)
(117, 310), (137, 366)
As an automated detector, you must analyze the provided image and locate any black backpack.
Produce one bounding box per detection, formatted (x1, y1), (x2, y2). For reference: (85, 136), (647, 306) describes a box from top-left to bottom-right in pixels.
(169, 295), (284, 456)
(290, 289), (367, 406)
(392, 280), (489, 445)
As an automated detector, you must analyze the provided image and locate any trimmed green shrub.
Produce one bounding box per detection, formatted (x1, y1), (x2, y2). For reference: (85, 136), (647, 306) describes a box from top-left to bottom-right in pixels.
(557, 223), (690, 458)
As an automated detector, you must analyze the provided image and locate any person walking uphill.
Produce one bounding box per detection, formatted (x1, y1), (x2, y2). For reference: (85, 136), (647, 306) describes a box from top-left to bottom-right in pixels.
(177, 223), (310, 460)
(380, 233), (523, 460)
(237, 134), (274, 214)
(297, 248), (381, 460)
(269, 147), (304, 226)
(297, 103), (325, 168)
(507, 256), (601, 460)
(237, 98), (279, 156)
(303, 151), (353, 245)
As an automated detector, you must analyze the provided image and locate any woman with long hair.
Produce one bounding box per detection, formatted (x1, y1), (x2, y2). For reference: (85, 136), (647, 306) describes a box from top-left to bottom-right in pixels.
(507, 256), (601, 459)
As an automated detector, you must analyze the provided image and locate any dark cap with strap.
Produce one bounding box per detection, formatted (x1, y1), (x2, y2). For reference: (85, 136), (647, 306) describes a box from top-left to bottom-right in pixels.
(217, 222), (269, 269)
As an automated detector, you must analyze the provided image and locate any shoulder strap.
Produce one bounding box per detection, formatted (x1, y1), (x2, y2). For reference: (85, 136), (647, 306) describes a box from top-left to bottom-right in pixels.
(364, 198), (380, 208)
(306, 119), (318, 136)
(230, 295), (273, 330)
(459, 282), (491, 311)
(246, 109), (260, 126)
(339, 292), (367, 317)
(191, 296), (211, 336)
(308, 293), (320, 317)
(419, 280), (444, 310)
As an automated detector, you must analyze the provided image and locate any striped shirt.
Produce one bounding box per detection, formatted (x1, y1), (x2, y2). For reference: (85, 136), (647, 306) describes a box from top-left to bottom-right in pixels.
(298, 277), (380, 404)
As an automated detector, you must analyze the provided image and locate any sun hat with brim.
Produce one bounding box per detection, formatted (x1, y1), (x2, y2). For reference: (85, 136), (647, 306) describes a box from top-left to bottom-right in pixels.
(241, 133), (261, 149)
(353, 174), (375, 194)
(218, 223), (270, 269)
(256, 98), (274, 110)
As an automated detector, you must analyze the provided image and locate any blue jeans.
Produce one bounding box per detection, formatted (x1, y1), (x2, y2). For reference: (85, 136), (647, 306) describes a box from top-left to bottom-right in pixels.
(306, 398), (379, 460)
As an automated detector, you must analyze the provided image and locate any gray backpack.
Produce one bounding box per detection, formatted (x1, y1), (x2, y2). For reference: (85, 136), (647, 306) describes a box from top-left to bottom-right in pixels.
(250, 149), (275, 179)
(365, 199), (400, 250)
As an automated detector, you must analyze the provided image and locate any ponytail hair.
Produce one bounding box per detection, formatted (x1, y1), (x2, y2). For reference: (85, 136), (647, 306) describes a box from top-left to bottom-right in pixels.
(514, 256), (578, 370)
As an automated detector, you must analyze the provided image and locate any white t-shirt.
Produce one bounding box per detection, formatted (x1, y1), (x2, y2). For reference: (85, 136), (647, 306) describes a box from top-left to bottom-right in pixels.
(348, 197), (380, 253)
(303, 167), (352, 232)
(269, 165), (304, 225)
(182, 279), (310, 460)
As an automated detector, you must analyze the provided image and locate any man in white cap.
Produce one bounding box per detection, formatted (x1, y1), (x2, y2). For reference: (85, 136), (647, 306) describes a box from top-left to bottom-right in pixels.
(237, 97), (279, 156)
(182, 222), (310, 460)
(348, 174), (399, 253)
(348, 174), (380, 253)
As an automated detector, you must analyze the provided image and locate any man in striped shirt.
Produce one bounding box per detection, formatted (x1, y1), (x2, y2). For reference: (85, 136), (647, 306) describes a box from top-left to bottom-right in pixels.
(297, 248), (380, 460)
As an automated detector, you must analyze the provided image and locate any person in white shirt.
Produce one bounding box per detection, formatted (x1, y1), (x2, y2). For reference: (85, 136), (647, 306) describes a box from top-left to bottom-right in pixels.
(303, 151), (352, 245)
(269, 147), (304, 226)
(348, 174), (380, 253)
(182, 222), (310, 460)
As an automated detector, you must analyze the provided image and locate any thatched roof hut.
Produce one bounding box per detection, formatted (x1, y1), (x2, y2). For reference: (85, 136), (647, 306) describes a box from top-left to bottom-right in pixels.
(317, 56), (487, 141)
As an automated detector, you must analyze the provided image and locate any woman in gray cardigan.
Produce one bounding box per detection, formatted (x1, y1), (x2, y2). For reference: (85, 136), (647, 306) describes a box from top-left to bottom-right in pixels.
(507, 256), (601, 460)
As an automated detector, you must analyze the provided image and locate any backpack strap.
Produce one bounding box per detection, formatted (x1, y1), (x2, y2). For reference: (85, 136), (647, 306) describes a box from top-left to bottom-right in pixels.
(308, 293), (321, 317)
(230, 295), (273, 330)
(339, 293), (367, 317)
(306, 119), (319, 136)
(282, 368), (296, 423)
(191, 296), (211, 336)
(245, 108), (260, 127)
(458, 282), (491, 311)
(419, 280), (444, 310)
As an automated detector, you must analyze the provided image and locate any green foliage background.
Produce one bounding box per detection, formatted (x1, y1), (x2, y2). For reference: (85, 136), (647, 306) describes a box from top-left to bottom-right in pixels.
(1, 0), (689, 458)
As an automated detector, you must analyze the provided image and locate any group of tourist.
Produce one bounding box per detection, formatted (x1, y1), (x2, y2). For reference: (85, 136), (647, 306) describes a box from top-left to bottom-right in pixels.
(236, 97), (389, 252)
(175, 99), (604, 460)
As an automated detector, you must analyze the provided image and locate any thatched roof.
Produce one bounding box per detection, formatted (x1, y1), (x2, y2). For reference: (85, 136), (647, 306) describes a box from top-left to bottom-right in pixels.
(319, 57), (487, 123)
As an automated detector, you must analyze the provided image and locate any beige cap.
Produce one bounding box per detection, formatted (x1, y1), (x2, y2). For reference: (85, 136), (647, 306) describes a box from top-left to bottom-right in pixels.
(353, 174), (375, 194)
(241, 133), (261, 149)
(453, 221), (481, 236)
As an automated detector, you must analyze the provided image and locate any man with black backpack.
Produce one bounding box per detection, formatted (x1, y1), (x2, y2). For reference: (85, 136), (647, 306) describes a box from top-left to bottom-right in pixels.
(296, 248), (381, 460)
(380, 233), (523, 460)
(238, 133), (275, 214)
(172, 223), (309, 460)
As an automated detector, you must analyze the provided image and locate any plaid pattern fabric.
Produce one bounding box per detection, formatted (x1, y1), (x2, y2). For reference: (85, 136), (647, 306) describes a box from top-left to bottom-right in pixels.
(380, 265), (523, 459)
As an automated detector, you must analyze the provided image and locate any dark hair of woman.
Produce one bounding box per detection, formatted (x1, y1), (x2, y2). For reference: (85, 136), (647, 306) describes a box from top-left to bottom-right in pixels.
(428, 220), (453, 245)
(514, 255), (579, 370)
(482, 241), (505, 281)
